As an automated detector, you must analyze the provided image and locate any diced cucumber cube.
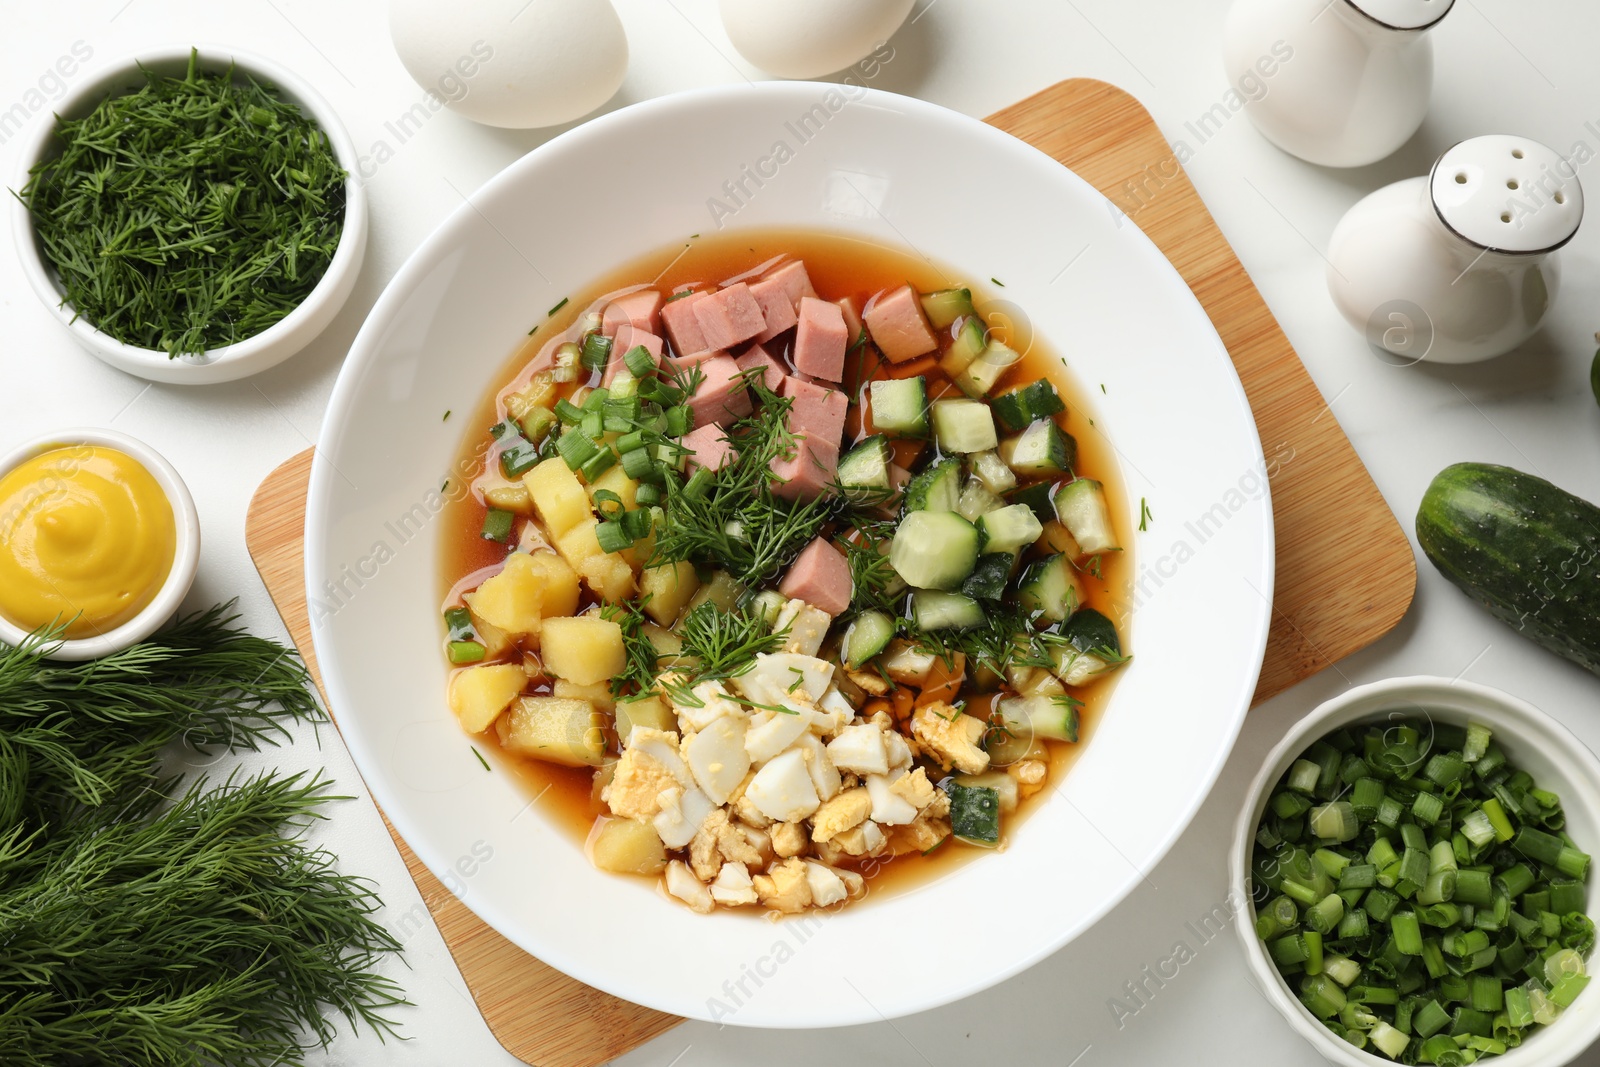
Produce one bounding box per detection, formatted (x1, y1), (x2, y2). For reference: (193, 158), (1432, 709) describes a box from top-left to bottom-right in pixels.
(1006, 481), (1057, 524)
(992, 381), (1066, 433)
(1001, 419), (1075, 477)
(932, 398), (997, 454)
(939, 317), (987, 379)
(837, 435), (892, 498)
(954, 341), (1022, 399)
(1053, 478), (1120, 555)
(903, 459), (963, 512)
(911, 590), (985, 631)
(843, 610), (896, 668)
(920, 288), (975, 329)
(1017, 553), (1084, 622)
(998, 694), (1080, 743)
(961, 552), (1014, 601)
(869, 376), (929, 438)
(890, 510), (980, 590)
(977, 503), (1044, 555)
(947, 781), (1001, 846)
(969, 449), (1017, 493)
(957, 477), (1004, 522)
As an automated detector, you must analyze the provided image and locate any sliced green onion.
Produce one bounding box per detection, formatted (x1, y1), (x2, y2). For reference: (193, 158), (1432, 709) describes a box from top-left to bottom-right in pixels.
(1369, 1021), (1410, 1059)
(1310, 802), (1359, 843)
(623, 344), (657, 379)
(1463, 723), (1492, 763)
(579, 448), (617, 482)
(556, 427), (600, 470)
(554, 398), (585, 425)
(1301, 973), (1347, 1018)
(580, 332), (612, 371)
(635, 483), (662, 508)
(595, 520), (634, 554)
(1288, 759), (1321, 795)
(620, 446), (659, 482)
(447, 640), (487, 664)
(1337, 908), (1369, 940)
(480, 508), (515, 543)
(1413, 997), (1451, 1037)
(1306, 893), (1345, 934)
(1461, 808), (1497, 848)
(1392, 910), (1424, 955)
(665, 405), (693, 438)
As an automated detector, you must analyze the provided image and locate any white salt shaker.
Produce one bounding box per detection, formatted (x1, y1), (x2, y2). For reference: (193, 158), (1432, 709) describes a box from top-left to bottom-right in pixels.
(1223, 0), (1453, 168)
(1326, 135), (1584, 364)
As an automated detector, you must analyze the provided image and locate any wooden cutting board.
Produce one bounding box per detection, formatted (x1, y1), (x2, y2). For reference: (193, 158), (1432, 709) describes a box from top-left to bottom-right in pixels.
(245, 77), (1415, 1066)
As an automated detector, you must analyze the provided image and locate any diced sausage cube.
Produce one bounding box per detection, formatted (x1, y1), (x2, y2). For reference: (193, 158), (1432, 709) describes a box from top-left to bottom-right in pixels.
(763, 260), (817, 306)
(864, 284), (938, 363)
(602, 289), (663, 337)
(681, 424), (736, 472)
(837, 295), (865, 349)
(688, 354), (754, 428)
(603, 324), (664, 385)
(779, 537), (854, 616)
(736, 344), (786, 394)
(780, 375), (847, 452)
(771, 435), (838, 503)
(793, 297), (848, 382)
(750, 274), (799, 343)
(661, 289), (715, 359)
(691, 283), (767, 352)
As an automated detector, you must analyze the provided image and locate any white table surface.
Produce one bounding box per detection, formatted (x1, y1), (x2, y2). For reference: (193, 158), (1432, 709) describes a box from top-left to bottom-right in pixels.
(5, 1), (1599, 1064)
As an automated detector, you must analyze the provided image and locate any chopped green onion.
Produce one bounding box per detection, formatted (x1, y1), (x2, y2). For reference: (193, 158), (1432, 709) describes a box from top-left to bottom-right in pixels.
(580, 332), (613, 371)
(1369, 1021), (1410, 1059)
(1470, 975), (1504, 1013)
(1392, 910), (1424, 955)
(1463, 723), (1492, 763)
(480, 508), (515, 543)
(635, 483), (662, 508)
(1311, 802), (1360, 843)
(665, 405), (693, 438)
(595, 521), (634, 554)
(447, 640), (487, 664)
(1288, 759), (1321, 794)
(623, 344), (657, 379)
(620, 446), (660, 482)
(556, 428), (601, 470)
(1461, 808), (1497, 848)
(1413, 997), (1451, 1037)
(579, 448), (617, 482)
(554, 398), (585, 425)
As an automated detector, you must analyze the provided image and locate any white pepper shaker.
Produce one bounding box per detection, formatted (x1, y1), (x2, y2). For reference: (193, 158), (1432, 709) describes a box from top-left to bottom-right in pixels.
(1326, 135), (1584, 364)
(1223, 0), (1453, 168)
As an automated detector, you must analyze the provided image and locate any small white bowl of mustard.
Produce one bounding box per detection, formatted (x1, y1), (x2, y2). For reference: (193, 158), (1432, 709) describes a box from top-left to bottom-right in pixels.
(0, 428), (200, 660)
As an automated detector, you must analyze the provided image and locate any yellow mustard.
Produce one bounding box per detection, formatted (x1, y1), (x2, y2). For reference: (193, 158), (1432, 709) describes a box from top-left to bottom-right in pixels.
(0, 445), (176, 638)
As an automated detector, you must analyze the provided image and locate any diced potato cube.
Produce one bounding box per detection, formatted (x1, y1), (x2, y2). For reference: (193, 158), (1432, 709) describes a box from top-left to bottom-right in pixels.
(688, 570), (743, 613)
(522, 550), (581, 618)
(465, 603), (514, 659)
(621, 529), (655, 572)
(541, 616), (626, 686)
(615, 694), (675, 741)
(467, 554), (545, 637)
(554, 518), (603, 570)
(640, 561), (700, 626)
(496, 696), (607, 767)
(587, 466), (640, 512)
(641, 623), (685, 667)
(554, 678), (616, 713)
(506, 372), (558, 420)
(483, 482), (534, 515)
(449, 663), (528, 733)
(525, 457), (592, 537)
(589, 816), (667, 875)
(580, 553), (637, 603)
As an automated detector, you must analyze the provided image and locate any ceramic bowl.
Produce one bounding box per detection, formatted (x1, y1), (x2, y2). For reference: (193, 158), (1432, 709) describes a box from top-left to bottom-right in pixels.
(10, 45), (367, 385)
(307, 82), (1275, 1026)
(0, 427), (200, 660)
(1231, 677), (1600, 1066)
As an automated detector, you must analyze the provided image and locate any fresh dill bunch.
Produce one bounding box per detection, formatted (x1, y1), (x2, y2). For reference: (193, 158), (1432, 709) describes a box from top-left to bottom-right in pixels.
(0, 602), (406, 1064)
(0, 601), (321, 825)
(0, 770), (406, 1067)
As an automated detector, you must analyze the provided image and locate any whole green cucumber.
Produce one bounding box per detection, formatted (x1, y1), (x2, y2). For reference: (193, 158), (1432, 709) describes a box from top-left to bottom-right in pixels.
(1417, 463), (1600, 675)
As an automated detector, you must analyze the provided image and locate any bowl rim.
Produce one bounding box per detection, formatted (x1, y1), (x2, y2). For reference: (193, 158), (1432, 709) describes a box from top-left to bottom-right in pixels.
(0, 427), (201, 660)
(308, 79), (1276, 1025)
(9, 43), (368, 384)
(1230, 676), (1600, 1067)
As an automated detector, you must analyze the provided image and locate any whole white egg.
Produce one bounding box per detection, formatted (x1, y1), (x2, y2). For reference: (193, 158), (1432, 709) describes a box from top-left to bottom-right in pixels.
(389, 0), (628, 129)
(719, 0), (914, 79)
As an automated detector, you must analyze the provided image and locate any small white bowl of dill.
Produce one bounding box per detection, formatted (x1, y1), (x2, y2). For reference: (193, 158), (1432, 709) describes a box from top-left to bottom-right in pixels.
(10, 45), (368, 385)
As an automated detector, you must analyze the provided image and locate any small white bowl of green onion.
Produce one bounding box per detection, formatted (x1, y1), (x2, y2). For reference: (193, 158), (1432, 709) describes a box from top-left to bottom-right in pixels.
(10, 45), (366, 385)
(1231, 677), (1600, 1066)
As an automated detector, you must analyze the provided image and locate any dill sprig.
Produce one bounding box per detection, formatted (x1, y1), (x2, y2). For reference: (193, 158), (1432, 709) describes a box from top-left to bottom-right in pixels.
(19, 48), (347, 357)
(0, 602), (407, 1064)
(604, 599), (660, 698)
(658, 602), (789, 706)
(649, 379), (840, 586)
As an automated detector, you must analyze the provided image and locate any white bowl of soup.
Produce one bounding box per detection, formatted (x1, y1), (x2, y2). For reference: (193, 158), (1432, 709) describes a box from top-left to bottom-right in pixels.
(307, 83), (1275, 1027)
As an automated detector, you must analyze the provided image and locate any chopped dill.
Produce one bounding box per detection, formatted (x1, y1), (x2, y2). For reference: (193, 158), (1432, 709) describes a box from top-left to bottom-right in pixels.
(443, 409), (452, 421)
(602, 599), (660, 698)
(472, 746), (491, 771)
(1139, 497), (1153, 531)
(548, 296), (569, 316)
